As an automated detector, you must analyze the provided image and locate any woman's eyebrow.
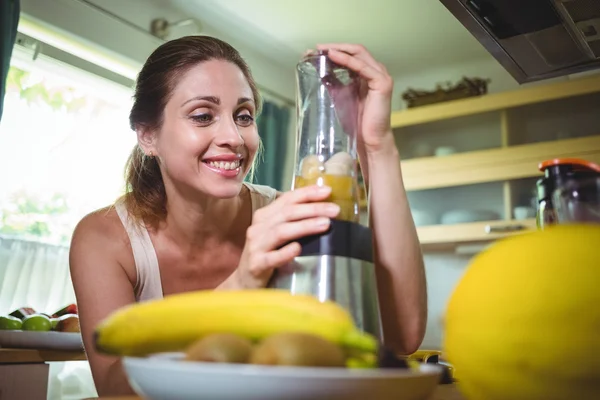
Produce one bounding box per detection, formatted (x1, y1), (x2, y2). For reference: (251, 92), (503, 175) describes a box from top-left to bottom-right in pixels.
(181, 95), (220, 107)
(180, 96), (254, 107)
(238, 97), (254, 105)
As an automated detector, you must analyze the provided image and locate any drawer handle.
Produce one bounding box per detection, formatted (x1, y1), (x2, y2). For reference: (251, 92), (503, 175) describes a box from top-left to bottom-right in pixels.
(485, 224), (526, 234)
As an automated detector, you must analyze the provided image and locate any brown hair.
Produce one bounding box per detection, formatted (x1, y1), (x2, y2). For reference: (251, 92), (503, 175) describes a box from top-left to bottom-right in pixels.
(123, 35), (262, 228)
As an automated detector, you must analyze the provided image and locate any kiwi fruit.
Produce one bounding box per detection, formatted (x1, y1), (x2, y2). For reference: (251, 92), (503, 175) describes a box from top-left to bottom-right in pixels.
(184, 333), (254, 364)
(250, 332), (346, 367)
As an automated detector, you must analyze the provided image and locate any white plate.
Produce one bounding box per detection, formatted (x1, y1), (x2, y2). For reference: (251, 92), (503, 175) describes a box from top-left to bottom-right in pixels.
(123, 352), (442, 400)
(0, 330), (83, 351)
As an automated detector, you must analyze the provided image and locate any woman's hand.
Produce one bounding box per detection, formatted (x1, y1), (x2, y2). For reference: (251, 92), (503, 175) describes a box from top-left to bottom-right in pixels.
(316, 43), (395, 155)
(227, 185), (340, 289)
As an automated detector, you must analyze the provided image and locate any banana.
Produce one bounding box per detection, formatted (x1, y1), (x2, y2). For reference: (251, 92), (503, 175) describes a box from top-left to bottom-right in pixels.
(94, 289), (378, 357)
(346, 352), (378, 369)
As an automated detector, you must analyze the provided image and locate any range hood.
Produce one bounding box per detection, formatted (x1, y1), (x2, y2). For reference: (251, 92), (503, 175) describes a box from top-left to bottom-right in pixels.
(440, 0), (600, 83)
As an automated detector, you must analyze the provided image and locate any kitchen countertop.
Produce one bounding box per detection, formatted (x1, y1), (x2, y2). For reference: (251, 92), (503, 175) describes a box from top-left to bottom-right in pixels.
(93, 384), (466, 400)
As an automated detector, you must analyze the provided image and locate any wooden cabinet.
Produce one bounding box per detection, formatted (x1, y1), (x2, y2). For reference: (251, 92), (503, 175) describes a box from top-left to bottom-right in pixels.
(376, 74), (600, 251)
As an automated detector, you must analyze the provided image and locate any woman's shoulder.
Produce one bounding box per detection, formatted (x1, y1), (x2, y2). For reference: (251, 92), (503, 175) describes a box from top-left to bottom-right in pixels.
(69, 203), (137, 281)
(70, 204), (131, 253)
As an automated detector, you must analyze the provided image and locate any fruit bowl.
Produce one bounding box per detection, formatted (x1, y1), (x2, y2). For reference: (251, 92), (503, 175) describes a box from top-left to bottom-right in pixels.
(123, 352), (442, 400)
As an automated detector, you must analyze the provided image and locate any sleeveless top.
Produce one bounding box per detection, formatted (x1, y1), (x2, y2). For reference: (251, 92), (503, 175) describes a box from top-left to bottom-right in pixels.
(114, 182), (278, 302)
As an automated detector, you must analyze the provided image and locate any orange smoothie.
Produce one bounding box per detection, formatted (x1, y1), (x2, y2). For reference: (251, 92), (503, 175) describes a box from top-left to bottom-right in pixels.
(294, 174), (359, 222)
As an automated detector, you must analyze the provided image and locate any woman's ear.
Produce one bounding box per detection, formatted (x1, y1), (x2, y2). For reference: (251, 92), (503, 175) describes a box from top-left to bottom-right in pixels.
(136, 124), (157, 156)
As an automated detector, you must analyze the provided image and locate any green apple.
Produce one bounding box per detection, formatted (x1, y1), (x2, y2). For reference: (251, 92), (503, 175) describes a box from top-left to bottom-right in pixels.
(21, 314), (52, 331)
(0, 315), (23, 330)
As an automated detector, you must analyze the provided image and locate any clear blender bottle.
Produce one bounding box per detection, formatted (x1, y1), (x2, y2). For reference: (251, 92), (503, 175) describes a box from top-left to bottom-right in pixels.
(292, 50), (361, 222)
(268, 51), (383, 342)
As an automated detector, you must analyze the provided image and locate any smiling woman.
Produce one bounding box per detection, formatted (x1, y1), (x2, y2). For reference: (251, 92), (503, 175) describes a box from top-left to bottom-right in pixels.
(124, 37), (263, 226)
(67, 35), (342, 396)
(69, 34), (427, 397)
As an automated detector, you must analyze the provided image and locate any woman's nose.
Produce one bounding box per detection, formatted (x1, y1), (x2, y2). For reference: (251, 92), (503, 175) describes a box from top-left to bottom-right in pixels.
(216, 118), (244, 148)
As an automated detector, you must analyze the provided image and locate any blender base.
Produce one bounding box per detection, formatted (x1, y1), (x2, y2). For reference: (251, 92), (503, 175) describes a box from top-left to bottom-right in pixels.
(267, 219), (383, 342)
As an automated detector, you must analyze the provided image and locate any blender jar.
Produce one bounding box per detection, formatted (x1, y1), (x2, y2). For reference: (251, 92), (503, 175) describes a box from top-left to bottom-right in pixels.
(292, 50), (361, 223)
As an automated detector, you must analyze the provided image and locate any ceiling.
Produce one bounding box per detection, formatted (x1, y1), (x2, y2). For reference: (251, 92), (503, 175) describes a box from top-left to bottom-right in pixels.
(164, 0), (494, 78)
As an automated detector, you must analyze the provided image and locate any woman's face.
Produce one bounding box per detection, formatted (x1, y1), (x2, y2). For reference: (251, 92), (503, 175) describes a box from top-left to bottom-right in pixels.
(142, 59), (259, 199)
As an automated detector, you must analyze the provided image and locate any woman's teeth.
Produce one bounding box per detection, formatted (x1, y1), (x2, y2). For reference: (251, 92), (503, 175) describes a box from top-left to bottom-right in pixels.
(207, 160), (241, 170)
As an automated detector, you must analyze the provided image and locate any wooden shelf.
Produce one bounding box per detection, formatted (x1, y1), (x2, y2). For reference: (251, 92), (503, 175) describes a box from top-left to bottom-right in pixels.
(400, 135), (600, 191)
(390, 74), (600, 128)
(383, 75), (600, 249)
(417, 219), (537, 251)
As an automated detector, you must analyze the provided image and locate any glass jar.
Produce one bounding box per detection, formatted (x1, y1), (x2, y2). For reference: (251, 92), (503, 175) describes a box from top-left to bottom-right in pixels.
(292, 50), (361, 223)
(552, 176), (600, 225)
(535, 158), (600, 229)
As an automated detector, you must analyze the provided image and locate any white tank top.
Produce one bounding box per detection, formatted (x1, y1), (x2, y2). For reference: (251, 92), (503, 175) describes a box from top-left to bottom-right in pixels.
(114, 182), (278, 302)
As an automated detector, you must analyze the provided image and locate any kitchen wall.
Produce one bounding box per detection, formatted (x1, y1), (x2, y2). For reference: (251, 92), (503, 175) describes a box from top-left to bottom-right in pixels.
(19, 0), (296, 99)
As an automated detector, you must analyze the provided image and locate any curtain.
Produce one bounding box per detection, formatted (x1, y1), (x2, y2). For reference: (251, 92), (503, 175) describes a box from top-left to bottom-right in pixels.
(0, 236), (76, 314)
(252, 100), (291, 191)
(0, 0), (20, 122)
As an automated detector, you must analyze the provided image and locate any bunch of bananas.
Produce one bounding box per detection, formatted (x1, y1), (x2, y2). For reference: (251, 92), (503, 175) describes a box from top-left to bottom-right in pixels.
(94, 289), (379, 363)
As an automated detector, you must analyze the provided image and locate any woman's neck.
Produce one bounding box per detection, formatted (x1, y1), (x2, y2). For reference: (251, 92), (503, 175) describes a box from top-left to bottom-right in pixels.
(160, 184), (251, 248)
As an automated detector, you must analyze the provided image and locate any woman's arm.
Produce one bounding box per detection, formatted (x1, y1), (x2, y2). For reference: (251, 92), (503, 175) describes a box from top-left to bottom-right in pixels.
(361, 138), (427, 354)
(69, 210), (137, 396)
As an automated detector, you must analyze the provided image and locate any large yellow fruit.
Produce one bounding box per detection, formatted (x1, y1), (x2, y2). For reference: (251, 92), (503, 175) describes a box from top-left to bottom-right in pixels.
(444, 224), (600, 400)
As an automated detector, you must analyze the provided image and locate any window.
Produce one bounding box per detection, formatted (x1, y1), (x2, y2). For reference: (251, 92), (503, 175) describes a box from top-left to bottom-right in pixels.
(0, 30), (140, 400)
(0, 40), (137, 246)
(0, 36), (137, 320)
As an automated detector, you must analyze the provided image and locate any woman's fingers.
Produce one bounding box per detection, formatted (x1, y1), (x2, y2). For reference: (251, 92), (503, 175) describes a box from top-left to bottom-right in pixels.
(325, 49), (392, 93)
(281, 201), (340, 222)
(261, 216), (331, 253)
(280, 185), (332, 205)
(252, 242), (302, 275)
(246, 216), (331, 278)
(242, 185), (343, 284)
(316, 43), (383, 73)
(254, 185), (333, 222)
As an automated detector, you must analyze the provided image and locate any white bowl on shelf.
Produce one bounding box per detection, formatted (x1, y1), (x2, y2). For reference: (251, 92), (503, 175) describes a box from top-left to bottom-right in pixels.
(434, 146), (456, 157)
(513, 206), (536, 220)
(440, 209), (500, 225)
(412, 210), (437, 226)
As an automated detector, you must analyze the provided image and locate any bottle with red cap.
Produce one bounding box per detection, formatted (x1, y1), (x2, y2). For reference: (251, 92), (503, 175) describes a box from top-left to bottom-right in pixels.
(535, 158), (600, 229)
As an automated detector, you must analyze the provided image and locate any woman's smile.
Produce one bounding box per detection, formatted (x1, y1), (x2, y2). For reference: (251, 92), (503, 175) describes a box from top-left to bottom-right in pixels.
(201, 153), (244, 178)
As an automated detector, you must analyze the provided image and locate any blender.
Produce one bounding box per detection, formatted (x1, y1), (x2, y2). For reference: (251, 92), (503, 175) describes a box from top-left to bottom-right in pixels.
(267, 50), (383, 342)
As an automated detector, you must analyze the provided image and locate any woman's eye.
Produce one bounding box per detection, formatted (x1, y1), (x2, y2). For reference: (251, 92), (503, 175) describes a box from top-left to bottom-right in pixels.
(236, 114), (254, 126)
(190, 114), (212, 124)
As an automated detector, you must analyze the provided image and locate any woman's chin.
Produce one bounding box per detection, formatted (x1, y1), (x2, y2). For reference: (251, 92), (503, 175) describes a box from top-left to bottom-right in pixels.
(204, 182), (245, 199)
(199, 173), (248, 199)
